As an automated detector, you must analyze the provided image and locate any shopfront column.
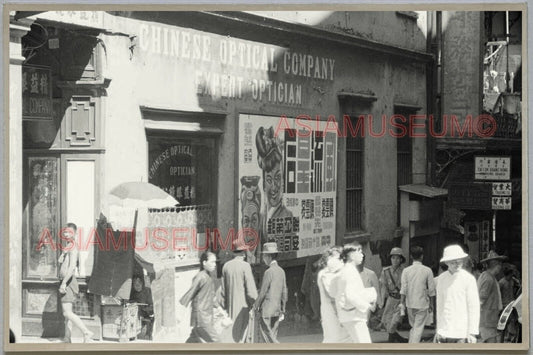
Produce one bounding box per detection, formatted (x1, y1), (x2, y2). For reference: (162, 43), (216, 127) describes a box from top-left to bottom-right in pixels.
(9, 16), (33, 340)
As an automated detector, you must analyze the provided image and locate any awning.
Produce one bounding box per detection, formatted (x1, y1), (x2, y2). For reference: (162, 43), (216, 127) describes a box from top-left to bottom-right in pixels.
(87, 221), (135, 300)
(399, 184), (448, 198)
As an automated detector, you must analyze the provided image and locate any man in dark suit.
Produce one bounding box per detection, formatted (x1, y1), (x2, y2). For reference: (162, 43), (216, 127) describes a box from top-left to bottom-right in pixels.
(253, 242), (288, 343)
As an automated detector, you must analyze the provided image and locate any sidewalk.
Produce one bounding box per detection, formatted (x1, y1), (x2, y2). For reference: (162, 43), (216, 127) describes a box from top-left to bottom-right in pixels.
(20, 327), (435, 344)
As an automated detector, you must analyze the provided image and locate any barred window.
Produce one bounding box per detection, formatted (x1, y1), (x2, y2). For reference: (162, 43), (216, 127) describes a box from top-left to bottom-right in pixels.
(395, 110), (413, 225)
(346, 116), (364, 231)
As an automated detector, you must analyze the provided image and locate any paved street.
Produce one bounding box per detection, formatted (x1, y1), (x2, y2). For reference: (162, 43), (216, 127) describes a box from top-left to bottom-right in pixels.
(278, 328), (435, 343)
(19, 327), (435, 344)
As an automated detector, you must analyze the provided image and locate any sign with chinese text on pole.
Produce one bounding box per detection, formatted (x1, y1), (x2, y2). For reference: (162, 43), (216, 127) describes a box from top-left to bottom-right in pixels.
(22, 65), (52, 120)
(492, 182), (512, 196)
(475, 156), (511, 180)
(491, 196), (512, 210)
(238, 114), (337, 261)
(491, 181), (512, 210)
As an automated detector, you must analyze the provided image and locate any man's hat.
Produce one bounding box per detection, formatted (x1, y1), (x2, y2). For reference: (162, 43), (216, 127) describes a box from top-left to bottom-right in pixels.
(480, 250), (508, 264)
(262, 242), (279, 254)
(233, 238), (249, 252)
(440, 244), (468, 263)
(389, 247), (405, 263)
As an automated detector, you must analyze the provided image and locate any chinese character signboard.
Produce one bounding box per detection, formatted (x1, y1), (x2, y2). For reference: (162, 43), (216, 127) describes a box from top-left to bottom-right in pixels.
(475, 156), (511, 180)
(238, 114), (336, 261)
(491, 196), (512, 210)
(22, 65), (52, 120)
(492, 182), (512, 196)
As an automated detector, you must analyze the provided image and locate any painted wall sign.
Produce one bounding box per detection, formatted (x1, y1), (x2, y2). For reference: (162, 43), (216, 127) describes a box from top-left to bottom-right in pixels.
(22, 65), (52, 120)
(238, 114), (337, 262)
(475, 156), (511, 180)
(137, 23), (336, 107)
(36, 11), (104, 29)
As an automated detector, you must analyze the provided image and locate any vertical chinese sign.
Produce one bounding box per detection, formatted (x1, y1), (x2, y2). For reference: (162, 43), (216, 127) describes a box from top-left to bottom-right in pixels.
(22, 65), (52, 120)
(238, 114), (337, 262)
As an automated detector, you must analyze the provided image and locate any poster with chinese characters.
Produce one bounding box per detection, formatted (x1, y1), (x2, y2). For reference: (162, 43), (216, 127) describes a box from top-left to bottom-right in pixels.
(238, 114), (337, 260)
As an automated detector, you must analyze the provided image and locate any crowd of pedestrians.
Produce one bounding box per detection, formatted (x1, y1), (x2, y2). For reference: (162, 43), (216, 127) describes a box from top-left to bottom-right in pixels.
(181, 240), (287, 343)
(179, 237), (518, 344)
(316, 243), (517, 344)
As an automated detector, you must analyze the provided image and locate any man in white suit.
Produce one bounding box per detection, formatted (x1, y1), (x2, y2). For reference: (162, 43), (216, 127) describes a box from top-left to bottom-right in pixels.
(333, 244), (377, 343)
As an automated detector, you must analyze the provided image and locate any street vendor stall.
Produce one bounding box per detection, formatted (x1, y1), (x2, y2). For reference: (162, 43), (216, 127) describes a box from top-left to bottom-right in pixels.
(87, 182), (179, 342)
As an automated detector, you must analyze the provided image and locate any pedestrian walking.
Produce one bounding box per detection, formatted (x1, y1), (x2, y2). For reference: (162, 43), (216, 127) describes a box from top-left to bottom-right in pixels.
(253, 242), (288, 343)
(316, 246), (350, 343)
(356, 248), (380, 321)
(220, 240), (258, 342)
(499, 267), (518, 307)
(435, 245), (480, 343)
(379, 247), (407, 343)
(478, 251), (507, 343)
(399, 246), (436, 343)
(58, 223), (94, 343)
(179, 251), (220, 343)
(333, 244), (376, 343)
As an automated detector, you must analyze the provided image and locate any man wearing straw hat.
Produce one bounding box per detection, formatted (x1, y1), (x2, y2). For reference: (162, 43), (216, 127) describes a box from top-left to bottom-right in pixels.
(253, 242), (288, 343)
(435, 245), (480, 343)
(478, 250), (507, 343)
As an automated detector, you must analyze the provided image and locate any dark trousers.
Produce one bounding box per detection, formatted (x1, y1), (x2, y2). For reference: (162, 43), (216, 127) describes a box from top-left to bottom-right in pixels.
(259, 316), (280, 343)
(186, 326), (220, 343)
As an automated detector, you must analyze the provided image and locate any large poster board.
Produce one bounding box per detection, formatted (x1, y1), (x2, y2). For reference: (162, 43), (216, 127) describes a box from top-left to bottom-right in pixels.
(238, 114), (336, 260)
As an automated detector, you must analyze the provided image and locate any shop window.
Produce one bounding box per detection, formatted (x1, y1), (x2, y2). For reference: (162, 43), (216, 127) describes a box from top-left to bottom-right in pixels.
(148, 137), (216, 207)
(346, 118), (363, 231)
(147, 136), (217, 266)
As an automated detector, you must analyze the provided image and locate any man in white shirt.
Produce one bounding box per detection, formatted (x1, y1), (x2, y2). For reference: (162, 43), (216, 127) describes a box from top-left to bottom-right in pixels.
(400, 246), (436, 343)
(435, 245), (480, 343)
(357, 253), (380, 321)
(333, 244), (377, 343)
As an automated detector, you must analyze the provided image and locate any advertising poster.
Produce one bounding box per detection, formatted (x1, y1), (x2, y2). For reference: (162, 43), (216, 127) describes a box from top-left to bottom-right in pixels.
(238, 114), (337, 261)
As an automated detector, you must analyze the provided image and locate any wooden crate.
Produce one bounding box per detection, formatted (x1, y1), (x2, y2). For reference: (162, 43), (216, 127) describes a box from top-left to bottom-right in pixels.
(101, 303), (140, 341)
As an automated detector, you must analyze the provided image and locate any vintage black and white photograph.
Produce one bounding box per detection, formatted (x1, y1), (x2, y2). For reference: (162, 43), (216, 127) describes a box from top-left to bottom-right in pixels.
(4, 5), (527, 351)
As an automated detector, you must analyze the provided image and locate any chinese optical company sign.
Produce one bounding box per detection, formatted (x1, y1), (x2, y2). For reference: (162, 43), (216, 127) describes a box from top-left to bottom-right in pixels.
(137, 23), (335, 107)
(22, 65), (52, 120)
(475, 156), (511, 180)
(238, 114), (337, 260)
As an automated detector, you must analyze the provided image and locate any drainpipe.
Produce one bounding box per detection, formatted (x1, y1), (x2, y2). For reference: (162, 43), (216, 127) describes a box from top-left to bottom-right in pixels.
(427, 11), (442, 186)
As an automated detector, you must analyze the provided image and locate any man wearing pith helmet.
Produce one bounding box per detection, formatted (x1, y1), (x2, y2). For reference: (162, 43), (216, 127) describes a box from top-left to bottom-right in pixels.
(379, 247), (407, 343)
(435, 245), (480, 343)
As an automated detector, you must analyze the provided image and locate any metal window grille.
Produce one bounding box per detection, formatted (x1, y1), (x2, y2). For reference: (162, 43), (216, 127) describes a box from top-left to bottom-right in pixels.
(396, 117), (412, 224)
(346, 117), (363, 231)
